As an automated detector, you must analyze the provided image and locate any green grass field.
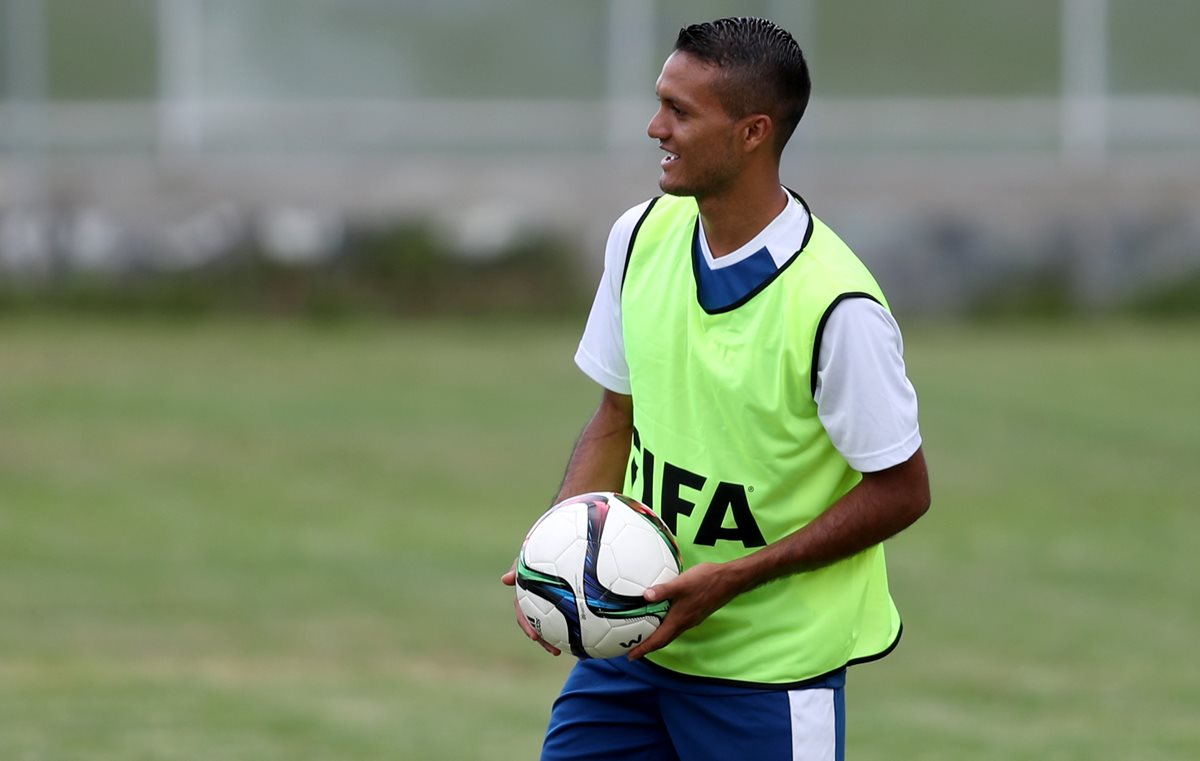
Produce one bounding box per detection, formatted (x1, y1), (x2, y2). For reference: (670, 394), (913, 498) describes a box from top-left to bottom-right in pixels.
(2, 317), (1198, 760)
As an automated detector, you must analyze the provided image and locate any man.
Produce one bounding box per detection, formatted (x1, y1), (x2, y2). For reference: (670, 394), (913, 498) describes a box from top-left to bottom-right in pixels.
(502, 16), (929, 760)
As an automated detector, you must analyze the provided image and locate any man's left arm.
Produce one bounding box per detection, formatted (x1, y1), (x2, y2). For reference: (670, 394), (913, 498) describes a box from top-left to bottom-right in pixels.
(627, 448), (929, 659)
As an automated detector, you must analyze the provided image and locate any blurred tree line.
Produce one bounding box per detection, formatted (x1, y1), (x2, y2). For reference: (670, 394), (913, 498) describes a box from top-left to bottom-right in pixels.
(0, 218), (588, 321)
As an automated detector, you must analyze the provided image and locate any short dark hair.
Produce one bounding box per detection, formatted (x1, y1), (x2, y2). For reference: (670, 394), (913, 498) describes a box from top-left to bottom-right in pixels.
(673, 17), (811, 155)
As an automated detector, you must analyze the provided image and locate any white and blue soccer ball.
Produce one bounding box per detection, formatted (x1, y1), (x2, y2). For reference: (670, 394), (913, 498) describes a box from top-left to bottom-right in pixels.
(516, 492), (683, 659)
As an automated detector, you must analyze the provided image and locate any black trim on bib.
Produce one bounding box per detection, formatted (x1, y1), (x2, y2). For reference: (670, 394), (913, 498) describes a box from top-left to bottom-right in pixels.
(845, 622), (904, 669)
(620, 196), (661, 295)
(639, 623), (903, 691)
(785, 187), (816, 251)
(810, 291), (884, 397)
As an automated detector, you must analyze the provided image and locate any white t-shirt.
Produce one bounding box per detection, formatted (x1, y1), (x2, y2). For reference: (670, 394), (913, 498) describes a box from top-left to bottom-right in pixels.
(575, 194), (922, 474)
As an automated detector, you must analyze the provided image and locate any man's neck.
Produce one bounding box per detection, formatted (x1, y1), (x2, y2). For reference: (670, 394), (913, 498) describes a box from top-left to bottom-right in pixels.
(696, 180), (790, 258)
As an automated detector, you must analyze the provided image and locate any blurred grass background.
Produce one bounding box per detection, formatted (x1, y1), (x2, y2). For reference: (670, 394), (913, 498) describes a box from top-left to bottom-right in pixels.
(2, 316), (1197, 760)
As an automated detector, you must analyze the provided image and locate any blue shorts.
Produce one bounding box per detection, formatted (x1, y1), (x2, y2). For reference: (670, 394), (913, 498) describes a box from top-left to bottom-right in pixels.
(541, 657), (846, 761)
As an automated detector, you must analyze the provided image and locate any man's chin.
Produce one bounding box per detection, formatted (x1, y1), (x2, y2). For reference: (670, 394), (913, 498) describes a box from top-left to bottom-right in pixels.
(657, 176), (696, 198)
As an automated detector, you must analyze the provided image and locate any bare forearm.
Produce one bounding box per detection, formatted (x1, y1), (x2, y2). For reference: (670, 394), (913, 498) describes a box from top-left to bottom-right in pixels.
(727, 449), (930, 590)
(554, 390), (634, 502)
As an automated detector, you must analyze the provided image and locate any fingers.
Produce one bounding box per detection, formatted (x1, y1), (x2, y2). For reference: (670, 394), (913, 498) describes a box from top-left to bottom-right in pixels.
(630, 566), (726, 660)
(503, 559), (560, 655)
(626, 618), (676, 660)
(643, 581), (673, 602)
(500, 557), (518, 586)
(629, 580), (680, 658)
(511, 587), (561, 656)
(644, 565), (699, 602)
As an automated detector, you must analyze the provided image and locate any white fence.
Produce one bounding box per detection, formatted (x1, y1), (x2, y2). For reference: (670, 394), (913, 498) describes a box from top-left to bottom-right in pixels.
(3, 96), (1200, 162)
(3, 0), (1199, 164)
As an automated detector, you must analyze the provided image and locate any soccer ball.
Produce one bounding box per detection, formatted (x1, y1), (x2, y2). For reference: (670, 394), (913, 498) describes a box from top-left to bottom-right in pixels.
(515, 492), (682, 659)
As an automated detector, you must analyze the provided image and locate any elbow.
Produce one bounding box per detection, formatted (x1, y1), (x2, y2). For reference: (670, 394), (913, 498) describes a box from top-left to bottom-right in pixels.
(889, 473), (930, 534)
(909, 486), (931, 525)
(900, 448), (931, 525)
(862, 447), (930, 532)
(890, 487), (929, 535)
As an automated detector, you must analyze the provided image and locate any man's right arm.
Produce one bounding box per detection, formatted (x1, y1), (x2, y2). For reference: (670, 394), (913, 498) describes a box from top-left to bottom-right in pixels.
(500, 389), (634, 655)
(553, 389), (634, 502)
(501, 201), (644, 653)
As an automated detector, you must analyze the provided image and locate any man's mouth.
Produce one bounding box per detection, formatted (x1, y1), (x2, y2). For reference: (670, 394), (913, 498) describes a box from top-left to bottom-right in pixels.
(660, 150), (679, 168)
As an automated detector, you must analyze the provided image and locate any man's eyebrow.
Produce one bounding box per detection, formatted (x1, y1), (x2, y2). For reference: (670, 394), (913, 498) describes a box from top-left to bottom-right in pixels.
(657, 92), (686, 108)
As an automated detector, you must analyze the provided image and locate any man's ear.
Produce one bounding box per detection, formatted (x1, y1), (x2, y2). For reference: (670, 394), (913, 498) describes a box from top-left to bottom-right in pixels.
(739, 114), (774, 154)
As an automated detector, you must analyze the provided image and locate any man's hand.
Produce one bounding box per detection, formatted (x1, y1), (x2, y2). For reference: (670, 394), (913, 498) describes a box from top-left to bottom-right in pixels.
(626, 562), (742, 660)
(501, 562), (562, 656)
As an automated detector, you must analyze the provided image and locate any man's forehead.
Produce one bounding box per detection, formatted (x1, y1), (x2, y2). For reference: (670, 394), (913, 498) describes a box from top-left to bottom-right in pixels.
(655, 51), (721, 97)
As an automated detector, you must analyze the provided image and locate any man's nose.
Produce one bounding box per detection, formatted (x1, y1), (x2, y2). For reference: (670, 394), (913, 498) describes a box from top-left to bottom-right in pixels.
(647, 109), (668, 141)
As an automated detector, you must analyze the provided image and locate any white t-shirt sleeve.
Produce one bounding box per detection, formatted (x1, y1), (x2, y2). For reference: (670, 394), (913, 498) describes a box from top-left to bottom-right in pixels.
(573, 201), (653, 394)
(814, 298), (922, 473)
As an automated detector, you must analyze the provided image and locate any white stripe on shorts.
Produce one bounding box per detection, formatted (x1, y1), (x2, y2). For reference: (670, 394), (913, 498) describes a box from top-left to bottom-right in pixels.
(787, 687), (836, 761)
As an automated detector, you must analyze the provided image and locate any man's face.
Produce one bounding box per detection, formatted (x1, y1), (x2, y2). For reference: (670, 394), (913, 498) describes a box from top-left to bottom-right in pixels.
(647, 51), (743, 199)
